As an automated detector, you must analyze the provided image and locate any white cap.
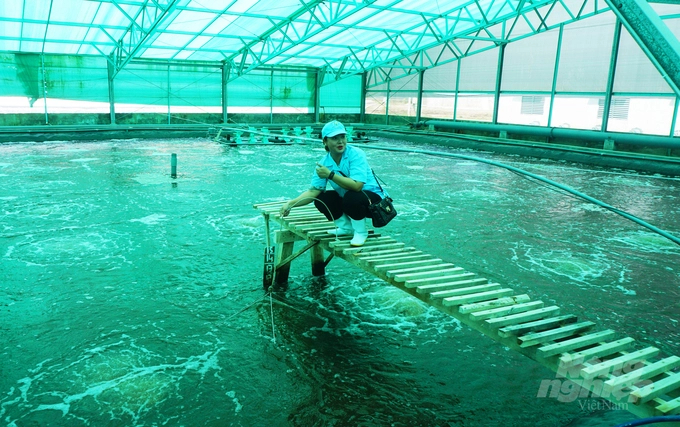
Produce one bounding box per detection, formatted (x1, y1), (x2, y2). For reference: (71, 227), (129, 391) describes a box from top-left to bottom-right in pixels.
(321, 120), (346, 139)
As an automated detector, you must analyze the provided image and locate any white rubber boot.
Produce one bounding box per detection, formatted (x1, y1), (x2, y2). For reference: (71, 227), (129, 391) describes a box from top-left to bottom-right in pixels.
(350, 218), (369, 246)
(327, 214), (353, 236)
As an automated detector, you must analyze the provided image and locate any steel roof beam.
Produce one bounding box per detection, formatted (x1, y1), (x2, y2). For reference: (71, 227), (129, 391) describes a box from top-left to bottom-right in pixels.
(224, 0), (376, 82)
(360, 0), (608, 88)
(109, 0), (181, 78)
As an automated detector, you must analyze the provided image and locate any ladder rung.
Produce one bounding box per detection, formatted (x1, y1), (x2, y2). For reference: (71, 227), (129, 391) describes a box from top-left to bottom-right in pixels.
(518, 321), (595, 348)
(559, 338), (636, 369)
(536, 329), (616, 358)
(458, 295), (532, 314)
(442, 289), (515, 307)
(498, 315), (577, 338)
(581, 347), (661, 380)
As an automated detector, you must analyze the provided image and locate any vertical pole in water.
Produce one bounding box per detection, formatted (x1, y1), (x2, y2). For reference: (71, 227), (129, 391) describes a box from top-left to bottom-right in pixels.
(310, 245), (326, 276)
(171, 153), (177, 178)
(263, 213), (275, 289)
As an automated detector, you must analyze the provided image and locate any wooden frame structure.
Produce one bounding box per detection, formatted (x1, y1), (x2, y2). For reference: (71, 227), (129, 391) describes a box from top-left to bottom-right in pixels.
(254, 201), (680, 419)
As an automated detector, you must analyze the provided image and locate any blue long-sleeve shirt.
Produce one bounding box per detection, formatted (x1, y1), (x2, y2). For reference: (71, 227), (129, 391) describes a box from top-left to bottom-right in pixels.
(310, 145), (383, 197)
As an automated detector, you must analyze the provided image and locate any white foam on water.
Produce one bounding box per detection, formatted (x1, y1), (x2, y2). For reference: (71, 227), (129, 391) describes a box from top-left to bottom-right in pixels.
(2, 338), (224, 424)
(570, 203), (607, 213)
(610, 230), (680, 254)
(280, 162), (305, 167)
(225, 391), (242, 413)
(301, 276), (461, 341)
(515, 246), (611, 286)
(615, 285), (636, 296)
(129, 214), (167, 225)
(405, 165), (424, 170)
(238, 150), (255, 155)
(69, 158), (99, 163)
(239, 215), (263, 228)
(393, 202), (431, 222)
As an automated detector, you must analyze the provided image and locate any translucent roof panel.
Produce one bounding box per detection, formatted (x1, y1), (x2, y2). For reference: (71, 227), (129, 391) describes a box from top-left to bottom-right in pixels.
(0, 0), (623, 83)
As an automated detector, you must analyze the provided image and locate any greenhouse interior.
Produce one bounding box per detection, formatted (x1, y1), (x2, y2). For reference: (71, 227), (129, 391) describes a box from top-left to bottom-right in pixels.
(1, 1), (679, 426)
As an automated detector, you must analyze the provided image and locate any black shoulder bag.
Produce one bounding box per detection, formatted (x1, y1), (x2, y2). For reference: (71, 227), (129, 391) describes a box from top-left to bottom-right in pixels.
(363, 170), (397, 228)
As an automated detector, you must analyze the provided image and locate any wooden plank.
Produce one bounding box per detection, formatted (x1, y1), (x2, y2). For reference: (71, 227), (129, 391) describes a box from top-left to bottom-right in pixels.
(427, 283), (501, 299)
(330, 237), (395, 248)
(458, 294), (532, 314)
(360, 251), (423, 261)
(284, 211), (323, 218)
(518, 321), (595, 348)
(343, 243), (405, 255)
(630, 372), (680, 404)
(377, 258), (444, 272)
(536, 330), (617, 358)
(379, 262), (453, 275)
(582, 347), (661, 380)
(406, 274), (483, 289)
(559, 338), (636, 368)
(423, 279), (490, 296)
(366, 254), (432, 265)
(414, 275), (482, 293)
(470, 301), (545, 321)
(360, 254), (430, 268)
(498, 315), (577, 338)
(442, 289), (515, 307)
(353, 248), (419, 259)
(656, 395), (680, 415)
(393, 267), (464, 282)
(253, 201), (284, 208)
(287, 217), (330, 223)
(293, 223), (336, 231)
(604, 355), (680, 393)
(485, 306), (561, 329)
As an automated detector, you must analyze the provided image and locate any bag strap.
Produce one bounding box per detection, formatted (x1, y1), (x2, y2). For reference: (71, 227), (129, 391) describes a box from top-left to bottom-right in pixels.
(361, 190), (373, 206)
(371, 169), (389, 197)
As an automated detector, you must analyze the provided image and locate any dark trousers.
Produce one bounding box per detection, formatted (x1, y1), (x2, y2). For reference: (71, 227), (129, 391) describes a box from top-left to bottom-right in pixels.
(314, 190), (382, 221)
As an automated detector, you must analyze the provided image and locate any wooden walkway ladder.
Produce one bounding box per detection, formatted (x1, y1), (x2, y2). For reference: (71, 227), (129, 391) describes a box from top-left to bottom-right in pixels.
(254, 201), (680, 419)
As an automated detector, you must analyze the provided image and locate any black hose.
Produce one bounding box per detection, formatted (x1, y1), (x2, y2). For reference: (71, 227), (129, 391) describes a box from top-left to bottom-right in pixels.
(360, 143), (680, 247)
(613, 415), (680, 427)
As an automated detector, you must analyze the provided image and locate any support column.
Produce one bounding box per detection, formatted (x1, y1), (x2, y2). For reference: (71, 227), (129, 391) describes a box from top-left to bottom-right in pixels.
(274, 230), (300, 285)
(107, 55), (116, 125)
(167, 63), (171, 125)
(41, 54), (48, 125)
(222, 61), (230, 124)
(416, 69), (424, 123)
(601, 21), (623, 134)
(453, 60), (461, 120)
(360, 71), (367, 123)
(547, 24), (564, 128)
(315, 69), (323, 123)
(270, 68), (274, 124)
(671, 96), (680, 139)
(310, 245), (326, 276)
(492, 44), (506, 125)
(385, 79), (390, 125)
